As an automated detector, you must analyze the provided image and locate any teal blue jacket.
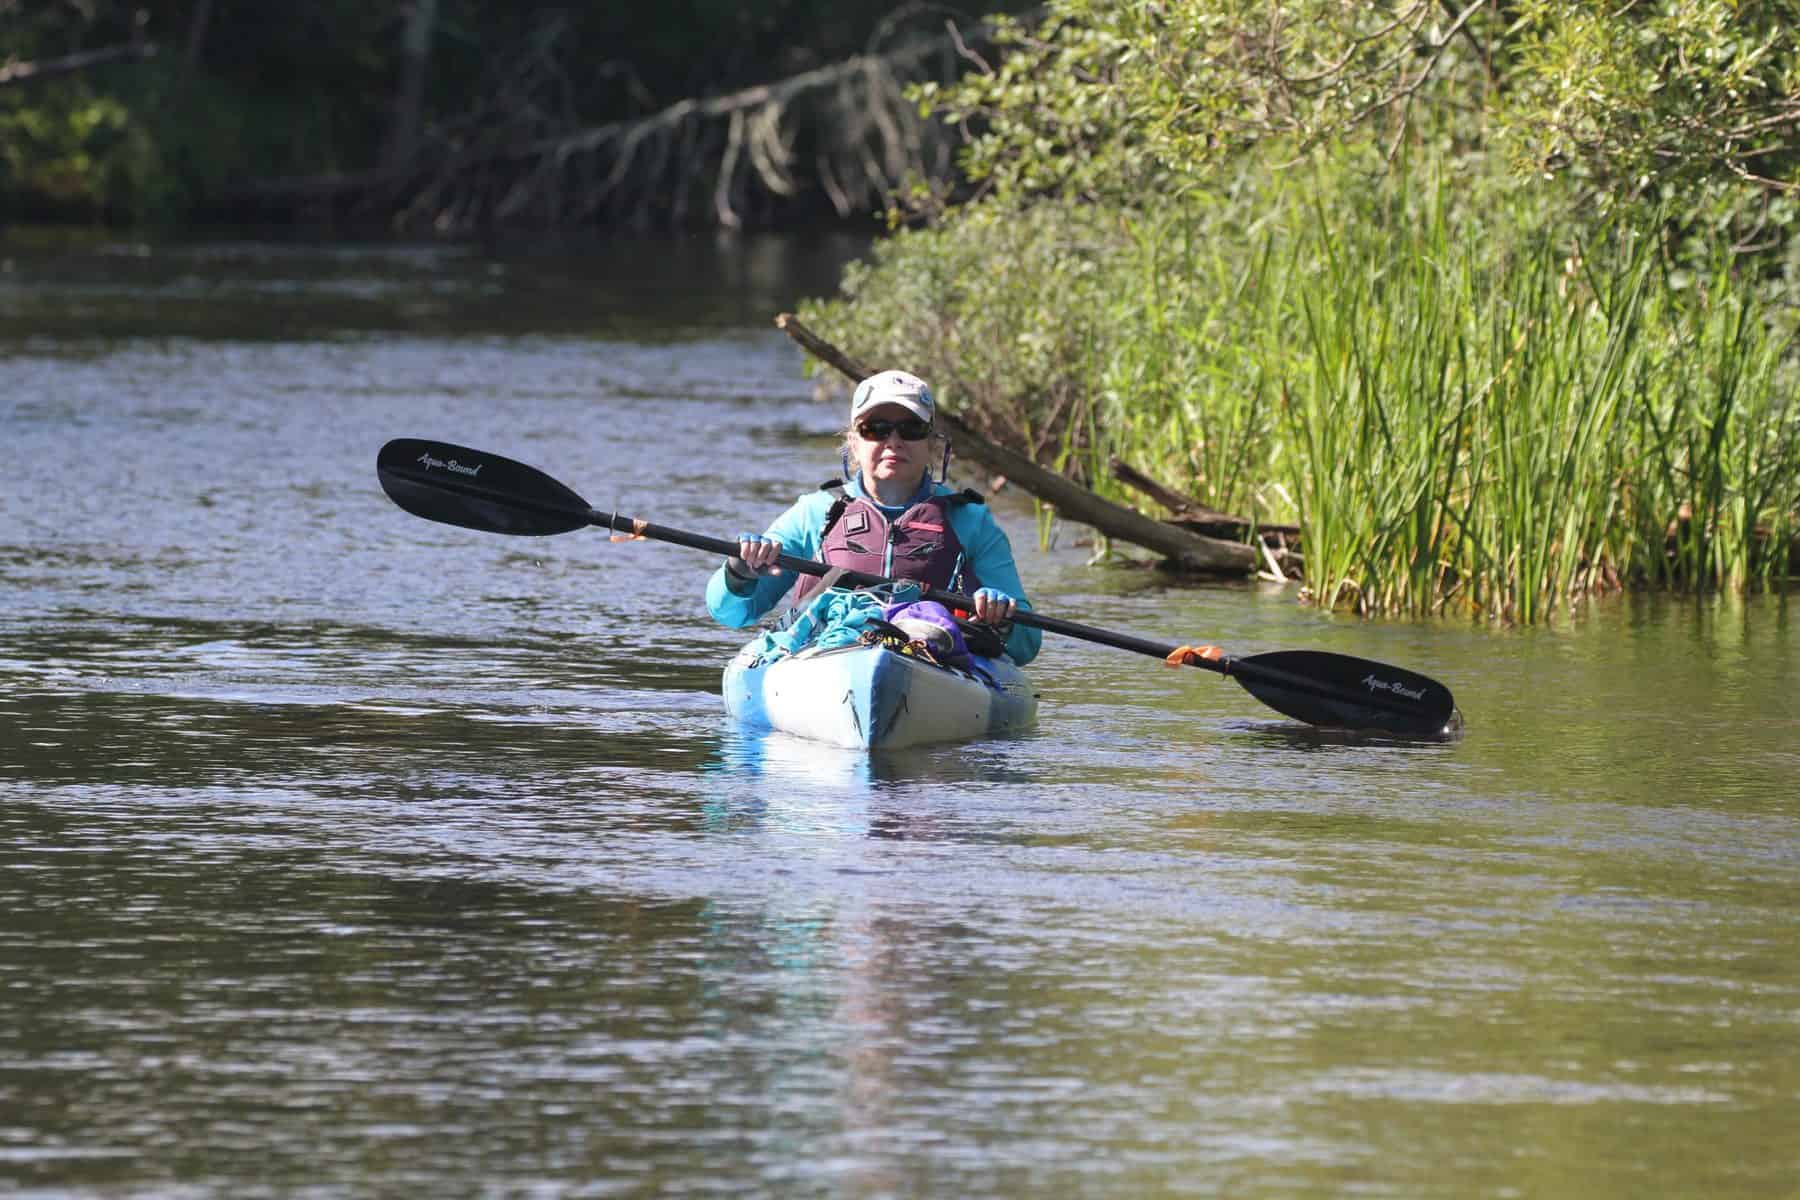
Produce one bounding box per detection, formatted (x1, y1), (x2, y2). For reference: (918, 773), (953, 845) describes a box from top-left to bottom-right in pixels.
(705, 479), (1042, 665)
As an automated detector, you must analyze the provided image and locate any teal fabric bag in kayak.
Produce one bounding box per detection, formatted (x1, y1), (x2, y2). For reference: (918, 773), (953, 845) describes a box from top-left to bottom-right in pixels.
(743, 583), (925, 663)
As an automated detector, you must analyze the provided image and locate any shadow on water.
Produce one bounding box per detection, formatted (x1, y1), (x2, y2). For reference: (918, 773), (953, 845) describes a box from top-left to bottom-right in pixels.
(0, 230), (873, 343)
(1222, 718), (1469, 754)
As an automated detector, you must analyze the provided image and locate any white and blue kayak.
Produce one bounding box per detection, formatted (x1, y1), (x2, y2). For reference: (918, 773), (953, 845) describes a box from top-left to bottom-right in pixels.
(722, 640), (1037, 750)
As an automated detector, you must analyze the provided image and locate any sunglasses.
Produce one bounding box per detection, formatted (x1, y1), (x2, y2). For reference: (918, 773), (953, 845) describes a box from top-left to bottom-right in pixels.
(855, 417), (933, 442)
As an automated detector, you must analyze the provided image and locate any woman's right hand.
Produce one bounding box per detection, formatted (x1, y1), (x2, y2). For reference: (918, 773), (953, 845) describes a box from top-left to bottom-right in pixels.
(725, 533), (782, 580)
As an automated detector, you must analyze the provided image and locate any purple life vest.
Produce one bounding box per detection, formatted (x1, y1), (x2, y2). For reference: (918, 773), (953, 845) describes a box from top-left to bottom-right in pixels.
(790, 485), (982, 607)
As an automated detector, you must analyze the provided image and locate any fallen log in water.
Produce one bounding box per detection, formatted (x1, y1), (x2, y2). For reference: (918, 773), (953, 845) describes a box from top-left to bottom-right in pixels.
(1108, 457), (1303, 580)
(775, 313), (1262, 576)
(1107, 458), (1297, 541)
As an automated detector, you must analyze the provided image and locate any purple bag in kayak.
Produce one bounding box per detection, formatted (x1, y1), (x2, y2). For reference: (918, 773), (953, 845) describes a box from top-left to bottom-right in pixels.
(881, 599), (970, 661)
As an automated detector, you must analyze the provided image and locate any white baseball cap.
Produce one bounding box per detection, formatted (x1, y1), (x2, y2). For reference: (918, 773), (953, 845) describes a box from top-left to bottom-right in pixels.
(851, 370), (934, 424)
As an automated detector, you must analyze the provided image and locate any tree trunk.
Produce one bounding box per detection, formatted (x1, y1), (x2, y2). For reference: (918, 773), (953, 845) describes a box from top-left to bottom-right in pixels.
(185, 0), (215, 68)
(383, 0), (440, 170)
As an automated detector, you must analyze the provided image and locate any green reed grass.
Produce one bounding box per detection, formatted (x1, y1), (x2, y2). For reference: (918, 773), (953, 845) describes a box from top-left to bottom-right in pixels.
(1283, 211), (1798, 619)
(1631, 273), (1800, 592)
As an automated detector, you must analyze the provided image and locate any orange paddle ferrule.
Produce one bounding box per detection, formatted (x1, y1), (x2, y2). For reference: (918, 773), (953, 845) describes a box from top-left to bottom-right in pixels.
(609, 516), (648, 542)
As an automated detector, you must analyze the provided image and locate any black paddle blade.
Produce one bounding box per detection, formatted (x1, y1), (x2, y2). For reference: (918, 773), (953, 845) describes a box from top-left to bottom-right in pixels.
(377, 438), (593, 536)
(1231, 650), (1459, 736)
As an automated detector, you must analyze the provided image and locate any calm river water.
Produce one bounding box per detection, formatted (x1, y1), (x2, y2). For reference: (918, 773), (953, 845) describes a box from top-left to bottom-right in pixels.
(2, 232), (1796, 1198)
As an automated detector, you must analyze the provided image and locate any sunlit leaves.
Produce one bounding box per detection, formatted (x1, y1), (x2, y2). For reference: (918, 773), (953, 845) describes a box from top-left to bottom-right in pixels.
(923, 0), (1799, 210)
(1498, 0), (1799, 194)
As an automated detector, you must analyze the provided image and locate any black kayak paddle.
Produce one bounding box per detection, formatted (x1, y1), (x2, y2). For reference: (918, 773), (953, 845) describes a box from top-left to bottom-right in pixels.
(377, 437), (1460, 736)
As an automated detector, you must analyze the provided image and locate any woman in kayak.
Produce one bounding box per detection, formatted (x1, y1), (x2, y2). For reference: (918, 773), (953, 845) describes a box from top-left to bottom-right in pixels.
(706, 369), (1042, 666)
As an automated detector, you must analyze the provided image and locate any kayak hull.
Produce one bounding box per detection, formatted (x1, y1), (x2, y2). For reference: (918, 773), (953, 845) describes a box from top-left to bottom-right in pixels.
(722, 641), (1037, 750)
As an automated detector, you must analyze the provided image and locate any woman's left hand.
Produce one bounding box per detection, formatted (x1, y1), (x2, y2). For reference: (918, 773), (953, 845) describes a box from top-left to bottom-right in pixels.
(971, 587), (1017, 625)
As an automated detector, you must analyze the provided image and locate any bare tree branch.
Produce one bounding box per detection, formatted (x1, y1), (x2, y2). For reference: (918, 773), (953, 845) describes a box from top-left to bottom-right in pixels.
(234, 27), (991, 233)
(0, 41), (156, 89)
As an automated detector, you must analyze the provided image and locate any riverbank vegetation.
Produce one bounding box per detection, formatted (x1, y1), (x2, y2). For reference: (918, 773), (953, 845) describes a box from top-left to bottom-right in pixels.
(802, 1), (1800, 620)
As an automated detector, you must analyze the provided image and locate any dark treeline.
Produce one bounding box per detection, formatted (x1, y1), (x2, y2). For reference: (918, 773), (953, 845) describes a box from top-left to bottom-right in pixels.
(1, 1), (1032, 231)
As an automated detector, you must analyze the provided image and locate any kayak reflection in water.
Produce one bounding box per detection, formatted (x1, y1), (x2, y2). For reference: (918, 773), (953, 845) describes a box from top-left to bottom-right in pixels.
(705, 369), (1042, 666)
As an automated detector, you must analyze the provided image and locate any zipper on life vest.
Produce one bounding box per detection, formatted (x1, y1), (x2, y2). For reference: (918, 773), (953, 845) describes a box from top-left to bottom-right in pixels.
(884, 521), (901, 576)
